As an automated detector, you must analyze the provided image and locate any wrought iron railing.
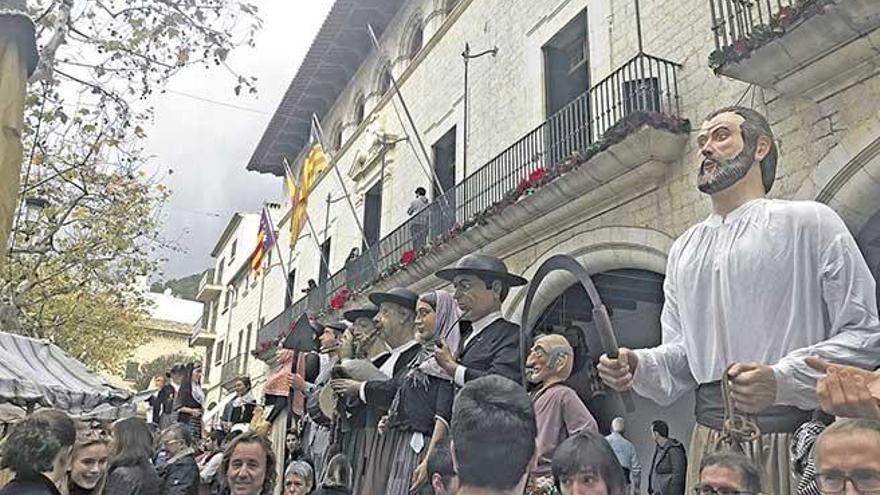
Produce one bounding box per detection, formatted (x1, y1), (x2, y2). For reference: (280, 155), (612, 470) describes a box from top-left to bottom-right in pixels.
(709, 0), (794, 54)
(189, 316), (205, 344)
(219, 354), (245, 385)
(198, 268), (217, 293)
(255, 52), (681, 344)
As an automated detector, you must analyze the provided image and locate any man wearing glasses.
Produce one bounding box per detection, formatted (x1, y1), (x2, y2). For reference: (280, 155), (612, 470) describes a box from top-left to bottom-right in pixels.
(815, 419), (880, 495)
(693, 452), (762, 495)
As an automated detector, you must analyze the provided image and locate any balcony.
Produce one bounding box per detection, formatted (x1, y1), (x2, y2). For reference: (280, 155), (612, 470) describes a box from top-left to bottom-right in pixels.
(708, 0), (880, 101)
(253, 53), (687, 346)
(189, 317), (216, 347)
(196, 269), (223, 302)
(219, 354), (245, 387)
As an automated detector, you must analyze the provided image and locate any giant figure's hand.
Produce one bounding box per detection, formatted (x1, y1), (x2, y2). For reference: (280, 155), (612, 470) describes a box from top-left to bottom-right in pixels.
(806, 357), (880, 420)
(329, 378), (362, 399)
(727, 362), (777, 414)
(598, 348), (639, 392)
(434, 338), (458, 376)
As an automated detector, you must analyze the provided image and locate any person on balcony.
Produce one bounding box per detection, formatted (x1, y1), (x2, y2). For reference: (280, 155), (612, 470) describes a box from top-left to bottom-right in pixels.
(597, 106), (880, 495)
(407, 187), (430, 252)
(433, 253), (528, 386)
(329, 287), (422, 494)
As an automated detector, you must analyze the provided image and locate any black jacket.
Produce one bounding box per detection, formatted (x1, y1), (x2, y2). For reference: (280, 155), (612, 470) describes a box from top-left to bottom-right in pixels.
(457, 318), (523, 384)
(158, 453), (200, 495)
(105, 462), (163, 495)
(0, 474), (62, 495)
(362, 343), (422, 411)
(649, 439), (687, 495)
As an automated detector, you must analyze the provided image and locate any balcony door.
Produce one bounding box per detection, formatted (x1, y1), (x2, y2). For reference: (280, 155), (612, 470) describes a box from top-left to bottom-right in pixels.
(543, 10), (591, 166)
(432, 127), (457, 234)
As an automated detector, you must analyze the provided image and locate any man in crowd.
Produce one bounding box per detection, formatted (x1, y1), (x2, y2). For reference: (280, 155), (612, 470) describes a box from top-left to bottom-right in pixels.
(525, 333), (598, 488)
(648, 420), (686, 495)
(598, 106), (880, 494)
(423, 442), (459, 495)
(158, 423), (200, 495)
(695, 452), (762, 495)
(451, 375), (537, 495)
(606, 417), (642, 495)
(814, 419), (880, 495)
(221, 431), (277, 495)
(434, 254), (528, 385)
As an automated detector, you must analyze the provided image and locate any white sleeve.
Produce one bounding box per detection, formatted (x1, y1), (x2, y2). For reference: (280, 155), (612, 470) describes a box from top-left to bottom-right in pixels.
(772, 228), (880, 409)
(200, 453), (223, 482)
(454, 365), (467, 387)
(631, 255), (697, 406)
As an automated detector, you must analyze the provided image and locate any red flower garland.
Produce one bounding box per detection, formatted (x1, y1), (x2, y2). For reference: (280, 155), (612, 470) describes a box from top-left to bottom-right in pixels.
(400, 250), (416, 265)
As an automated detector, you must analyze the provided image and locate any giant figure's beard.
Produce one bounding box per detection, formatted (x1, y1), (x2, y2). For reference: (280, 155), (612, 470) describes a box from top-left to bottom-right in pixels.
(697, 137), (757, 194)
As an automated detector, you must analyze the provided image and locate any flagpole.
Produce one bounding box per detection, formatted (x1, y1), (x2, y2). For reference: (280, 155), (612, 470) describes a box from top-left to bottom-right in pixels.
(367, 24), (451, 205)
(311, 114), (382, 281)
(261, 205), (299, 318)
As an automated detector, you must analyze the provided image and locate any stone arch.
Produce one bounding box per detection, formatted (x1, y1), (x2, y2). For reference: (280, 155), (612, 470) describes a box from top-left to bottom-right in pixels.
(814, 130), (880, 235)
(504, 225), (674, 323)
(373, 64), (393, 96)
(399, 13), (425, 61)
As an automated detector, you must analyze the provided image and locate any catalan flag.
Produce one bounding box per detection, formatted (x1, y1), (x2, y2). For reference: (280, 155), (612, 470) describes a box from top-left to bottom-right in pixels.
(288, 119), (330, 250)
(250, 208), (276, 273)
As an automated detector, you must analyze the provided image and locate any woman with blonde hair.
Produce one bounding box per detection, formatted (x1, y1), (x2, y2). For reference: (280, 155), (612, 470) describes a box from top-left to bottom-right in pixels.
(67, 424), (110, 495)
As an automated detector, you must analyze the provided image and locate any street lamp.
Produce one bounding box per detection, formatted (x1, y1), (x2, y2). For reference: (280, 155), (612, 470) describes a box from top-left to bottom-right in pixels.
(462, 43), (498, 178)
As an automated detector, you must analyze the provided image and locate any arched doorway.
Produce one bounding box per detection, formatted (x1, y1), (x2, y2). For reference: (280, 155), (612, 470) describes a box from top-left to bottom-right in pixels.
(530, 268), (694, 488)
(856, 209), (880, 306)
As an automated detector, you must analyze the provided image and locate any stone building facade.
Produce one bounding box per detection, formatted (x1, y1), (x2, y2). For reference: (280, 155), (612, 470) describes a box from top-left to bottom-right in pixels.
(215, 0), (880, 479)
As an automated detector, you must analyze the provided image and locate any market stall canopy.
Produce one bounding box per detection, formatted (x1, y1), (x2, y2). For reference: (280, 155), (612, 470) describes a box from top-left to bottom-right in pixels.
(0, 332), (132, 415)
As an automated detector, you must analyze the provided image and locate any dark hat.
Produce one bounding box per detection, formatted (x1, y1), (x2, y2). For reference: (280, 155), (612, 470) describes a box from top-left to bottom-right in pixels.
(322, 320), (349, 334)
(282, 313), (319, 352)
(170, 363), (185, 374)
(343, 304), (379, 322)
(435, 254), (527, 287)
(368, 287), (418, 312)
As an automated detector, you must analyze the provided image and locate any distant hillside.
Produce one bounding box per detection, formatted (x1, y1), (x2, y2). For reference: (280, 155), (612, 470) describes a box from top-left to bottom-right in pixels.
(150, 269), (208, 301)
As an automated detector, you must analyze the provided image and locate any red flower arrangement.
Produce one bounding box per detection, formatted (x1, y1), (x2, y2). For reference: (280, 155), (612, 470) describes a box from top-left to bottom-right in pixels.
(329, 286), (352, 310)
(516, 166), (547, 194)
(400, 250), (416, 265)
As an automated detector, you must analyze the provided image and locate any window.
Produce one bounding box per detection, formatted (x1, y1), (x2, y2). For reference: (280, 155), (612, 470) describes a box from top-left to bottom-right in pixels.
(244, 324), (253, 369)
(229, 240), (237, 264)
(237, 330), (244, 356)
(210, 301), (219, 330)
(377, 67), (392, 95)
(124, 361), (139, 381)
(405, 23), (424, 60)
(319, 237), (332, 284)
(223, 290), (231, 312)
(259, 317), (265, 329)
(242, 272), (250, 297)
(354, 94), (366, 125)
(332, 124), (344, 151)
(215, 261), (224, 284)
(215, 340), (224, 365)
(285, 269), (297, 308)
(446, 0), (460, 12)
(204, 347), (213, 379)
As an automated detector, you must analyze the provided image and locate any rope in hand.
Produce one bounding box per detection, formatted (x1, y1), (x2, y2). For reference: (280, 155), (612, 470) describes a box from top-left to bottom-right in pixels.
(715, 364), (763, 455)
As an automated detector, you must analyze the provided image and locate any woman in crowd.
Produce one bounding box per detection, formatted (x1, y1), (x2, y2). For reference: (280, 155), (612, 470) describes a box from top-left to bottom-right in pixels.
(382, 290), (461, 493)
(283, 461), (314, 495)
(0, 409), (77, 495)
(67, 425), (110, 495)
(175, 362), (205, 441)
(104, 417), (162, 495)
(314, 454), (352, 495)
(552, 432), (627, 495)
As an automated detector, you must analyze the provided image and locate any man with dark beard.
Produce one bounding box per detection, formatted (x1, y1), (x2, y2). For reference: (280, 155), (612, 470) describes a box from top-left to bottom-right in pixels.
(597, 106), (880, 495)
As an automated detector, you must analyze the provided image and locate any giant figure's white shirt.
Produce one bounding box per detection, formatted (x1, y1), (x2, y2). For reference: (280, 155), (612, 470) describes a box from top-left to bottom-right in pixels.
(633, 199), (880, 410)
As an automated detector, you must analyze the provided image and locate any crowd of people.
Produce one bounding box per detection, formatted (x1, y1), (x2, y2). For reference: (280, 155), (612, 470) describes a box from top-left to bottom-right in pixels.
(2, 105), (880, 495)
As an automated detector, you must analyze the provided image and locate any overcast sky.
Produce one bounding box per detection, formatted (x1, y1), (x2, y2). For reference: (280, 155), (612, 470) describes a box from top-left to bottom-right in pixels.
(146, 1), (334, 281)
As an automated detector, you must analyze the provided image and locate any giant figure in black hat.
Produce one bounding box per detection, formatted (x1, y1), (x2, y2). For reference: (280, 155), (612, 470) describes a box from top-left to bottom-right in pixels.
(330, 287), (422, 494)
(433, 253), (528, 385)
